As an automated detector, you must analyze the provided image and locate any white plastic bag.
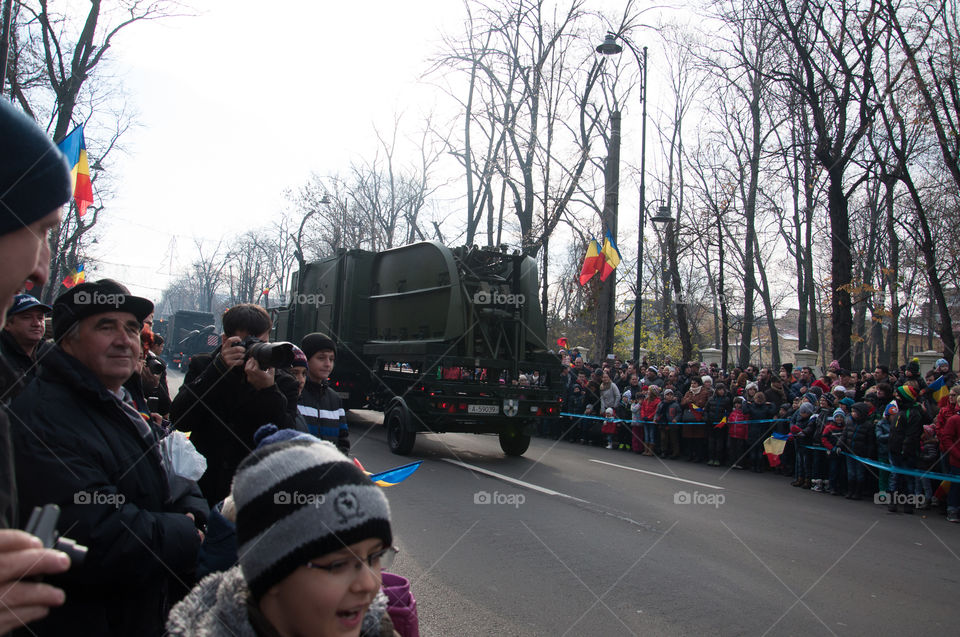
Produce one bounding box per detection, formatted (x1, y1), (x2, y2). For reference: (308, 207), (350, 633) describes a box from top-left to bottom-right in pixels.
(159, 430), (207, 482)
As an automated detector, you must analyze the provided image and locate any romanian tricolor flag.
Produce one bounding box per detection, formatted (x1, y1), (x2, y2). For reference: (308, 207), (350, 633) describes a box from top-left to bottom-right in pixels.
(599, 231), (621, 281)
(579, 238), (605, 285)
(929, 374), (949, 404)
(57, 125), (94, 216)
(62, 264), (85, 288)
(763, 435), (787, 468)
(714, 416), (727, 429)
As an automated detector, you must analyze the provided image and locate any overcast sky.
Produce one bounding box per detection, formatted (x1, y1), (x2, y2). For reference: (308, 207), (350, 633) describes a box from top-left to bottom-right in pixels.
(96, 0), (468, 299)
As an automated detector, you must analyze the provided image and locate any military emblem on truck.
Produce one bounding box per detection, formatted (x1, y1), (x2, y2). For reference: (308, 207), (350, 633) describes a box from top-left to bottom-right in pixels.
(503, 399), (519, 417)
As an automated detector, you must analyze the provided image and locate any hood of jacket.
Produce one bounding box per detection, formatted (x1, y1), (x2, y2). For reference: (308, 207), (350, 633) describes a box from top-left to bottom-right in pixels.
(167, 565), (392, 637)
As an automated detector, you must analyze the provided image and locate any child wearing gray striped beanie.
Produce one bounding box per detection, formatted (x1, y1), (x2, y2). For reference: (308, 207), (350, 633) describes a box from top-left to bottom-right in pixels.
(233, 438), (393, 601)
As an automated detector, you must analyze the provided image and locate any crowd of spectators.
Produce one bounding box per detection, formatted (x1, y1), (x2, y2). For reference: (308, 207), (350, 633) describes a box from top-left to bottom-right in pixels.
(549, 351), (960, 523)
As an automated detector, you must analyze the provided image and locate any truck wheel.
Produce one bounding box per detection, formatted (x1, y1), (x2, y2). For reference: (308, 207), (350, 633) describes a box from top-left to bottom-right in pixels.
(499, 431), (530, 457)
(386, 403), (416, 456)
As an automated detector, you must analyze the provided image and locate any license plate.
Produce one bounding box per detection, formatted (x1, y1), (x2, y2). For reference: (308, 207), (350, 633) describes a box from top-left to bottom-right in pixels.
(336, 391), (350, 399)
(467, 404), (498, 414)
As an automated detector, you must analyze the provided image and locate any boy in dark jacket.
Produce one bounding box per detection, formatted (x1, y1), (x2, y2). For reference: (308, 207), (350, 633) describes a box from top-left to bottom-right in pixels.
(298, 333), (350, 454)
(887, 384), (927, 513)
(705, 383), (732, 466)
(821, 408), (846, 495)
(840, 402), (876, 499)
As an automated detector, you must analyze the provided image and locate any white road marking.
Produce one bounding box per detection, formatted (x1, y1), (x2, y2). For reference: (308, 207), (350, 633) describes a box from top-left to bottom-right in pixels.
(588, 459), (726, 491)
(441, 459), (591, 503)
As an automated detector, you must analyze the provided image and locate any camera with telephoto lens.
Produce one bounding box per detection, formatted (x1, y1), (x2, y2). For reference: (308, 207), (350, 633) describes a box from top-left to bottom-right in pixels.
(24, 504), (88, 568)
(145, 351), (166, 375)
(238, 337), (295, 369)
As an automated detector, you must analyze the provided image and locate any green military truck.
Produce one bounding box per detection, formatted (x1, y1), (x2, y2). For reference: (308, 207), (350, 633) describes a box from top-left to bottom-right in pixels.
(274, 242), (561, 457)
(164, 310), (219, 370)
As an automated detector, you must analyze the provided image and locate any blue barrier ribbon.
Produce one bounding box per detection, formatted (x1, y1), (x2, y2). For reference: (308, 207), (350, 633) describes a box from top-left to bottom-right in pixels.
(798, 445), (960, 483)
(558, 412), (787, 426)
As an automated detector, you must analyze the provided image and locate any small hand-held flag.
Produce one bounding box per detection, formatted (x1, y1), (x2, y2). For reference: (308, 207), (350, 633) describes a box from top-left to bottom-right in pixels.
(579, 238), (605, 285)
(556, 337), (569, 349)
(599, 231), (621, 281)
(928, 375), (949, 404)
(57, 125), (94, 216)
(62, 264), (85, 288)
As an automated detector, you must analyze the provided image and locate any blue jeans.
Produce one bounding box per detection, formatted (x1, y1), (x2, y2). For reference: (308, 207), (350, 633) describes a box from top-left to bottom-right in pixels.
(846, 455), (866, 485)
(644, 422), (657, 447)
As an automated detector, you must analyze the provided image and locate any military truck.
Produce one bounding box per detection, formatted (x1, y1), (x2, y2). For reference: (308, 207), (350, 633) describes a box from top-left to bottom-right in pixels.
(274, 241), (562, 457)
(164, 310), (219, 370)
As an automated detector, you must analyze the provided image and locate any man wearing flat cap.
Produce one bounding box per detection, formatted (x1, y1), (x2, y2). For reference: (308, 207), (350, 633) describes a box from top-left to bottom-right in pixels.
(10, 279), (206, 636)
(0, 293), (53, 401)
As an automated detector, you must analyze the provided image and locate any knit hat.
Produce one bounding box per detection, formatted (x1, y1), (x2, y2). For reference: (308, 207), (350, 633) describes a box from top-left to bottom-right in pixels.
(781, 363), (793, 375)
(896, 384), (918, 403)
(290, 345), (308, 369)
(935, 358), (948, 368)
(0, 99), (72, 236)
(851, 402), (872, 420)
(803, 392), (818, 405)
(301, 332), (336, 360)
(233, 438), (392, 601)
(832, 408), (845, 420)
(647, 366), (658, 374)
(839, 397), (855, 407)
(253, 423), (314, 447)
(798, 402), (816, 417)
(745, 382), (758, 392)
(821, 393), (835, 407)
(906, 359), (920, 374)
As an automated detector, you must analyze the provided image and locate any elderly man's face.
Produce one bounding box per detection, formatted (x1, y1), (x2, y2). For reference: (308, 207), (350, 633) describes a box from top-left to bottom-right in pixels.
(61, 311), (141, 391)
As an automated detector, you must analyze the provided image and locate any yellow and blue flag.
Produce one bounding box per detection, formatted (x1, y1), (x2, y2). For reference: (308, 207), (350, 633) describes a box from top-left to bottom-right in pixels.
(599, 231), (621, 281)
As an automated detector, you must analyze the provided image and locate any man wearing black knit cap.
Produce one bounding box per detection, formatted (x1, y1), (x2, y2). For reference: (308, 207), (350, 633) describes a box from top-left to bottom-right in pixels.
(0, 98), (73, 632)
(298, 332), (350, 454)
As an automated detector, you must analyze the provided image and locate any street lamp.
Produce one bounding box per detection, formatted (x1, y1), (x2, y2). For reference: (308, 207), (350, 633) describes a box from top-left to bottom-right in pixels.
(596, 31), (648, 365)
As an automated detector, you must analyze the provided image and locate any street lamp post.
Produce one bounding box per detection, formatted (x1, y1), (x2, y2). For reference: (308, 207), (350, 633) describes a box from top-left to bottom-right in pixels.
(597, 33), (648, 365)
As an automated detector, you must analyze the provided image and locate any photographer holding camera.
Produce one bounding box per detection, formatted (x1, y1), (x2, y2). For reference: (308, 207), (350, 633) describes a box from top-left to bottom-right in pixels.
(9, 279), (207, 636)
(170, 303), (301, 506)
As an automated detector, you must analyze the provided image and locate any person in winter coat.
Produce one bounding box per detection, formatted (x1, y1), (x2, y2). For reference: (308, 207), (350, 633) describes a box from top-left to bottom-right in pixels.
(11, 280), (207, 637)
(297, 333), (350, 453)
(918, 424), (941, 508)
(680, 377), (710, 462)
(840, 402), (876, 499)
(705, 383), (732, 466)
(875, 402), (895, 495)
(598, 371), (621, 418)
(171, 304), (301, 505)
(789, 402), (817, 487)
(820, 409), (846, 495)
(743, 391), (778, 472)
(656, 389), (682, 459)
(887, 384), (928, 513)
(727, 397), (749, 469)
(167, 436), (400, 637)
(639, 386), (660, 456)
(939, 404), (960, 522)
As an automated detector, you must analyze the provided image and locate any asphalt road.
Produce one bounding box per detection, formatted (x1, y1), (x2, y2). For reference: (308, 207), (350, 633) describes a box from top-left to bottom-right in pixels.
(343, 411), (960, 637)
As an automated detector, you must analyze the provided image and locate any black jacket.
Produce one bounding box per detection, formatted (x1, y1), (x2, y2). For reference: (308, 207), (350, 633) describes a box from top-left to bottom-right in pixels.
(298, 379), (349, 453)
(0, 330), (49, 403)
(10, 346), (204, 637)
(888, 402), (927, 459)
(170, 350), (300, 505)
(0, 354), (17, 527)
